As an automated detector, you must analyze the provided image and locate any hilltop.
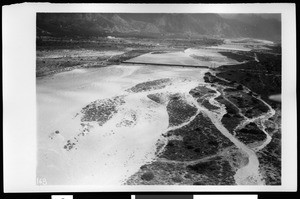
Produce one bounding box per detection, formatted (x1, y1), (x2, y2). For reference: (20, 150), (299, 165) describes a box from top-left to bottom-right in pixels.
(37, 13), (281, 41)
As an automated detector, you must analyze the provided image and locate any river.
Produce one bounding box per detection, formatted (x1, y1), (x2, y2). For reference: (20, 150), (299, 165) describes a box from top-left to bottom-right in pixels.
(37, 45), (275, 185)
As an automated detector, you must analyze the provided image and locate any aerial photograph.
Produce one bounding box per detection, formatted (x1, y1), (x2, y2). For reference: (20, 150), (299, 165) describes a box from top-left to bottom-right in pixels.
(36, 13), (281, 186)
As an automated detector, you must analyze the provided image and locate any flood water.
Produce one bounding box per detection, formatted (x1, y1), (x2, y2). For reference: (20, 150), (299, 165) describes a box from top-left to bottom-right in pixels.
(37, 41), (274, 185)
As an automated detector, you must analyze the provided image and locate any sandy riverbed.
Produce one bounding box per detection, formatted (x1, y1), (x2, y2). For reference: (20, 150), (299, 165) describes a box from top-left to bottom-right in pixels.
(37, 62), (209, 185)
(124, 48), (242, 68)
(37, 39), (276, 185)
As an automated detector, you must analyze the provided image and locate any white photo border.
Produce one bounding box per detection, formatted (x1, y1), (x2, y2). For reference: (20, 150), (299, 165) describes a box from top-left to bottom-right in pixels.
(3, 3), (297, 192)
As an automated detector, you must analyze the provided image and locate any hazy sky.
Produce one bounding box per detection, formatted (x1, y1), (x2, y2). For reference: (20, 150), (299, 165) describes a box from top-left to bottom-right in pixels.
(219, 13), (281, 21)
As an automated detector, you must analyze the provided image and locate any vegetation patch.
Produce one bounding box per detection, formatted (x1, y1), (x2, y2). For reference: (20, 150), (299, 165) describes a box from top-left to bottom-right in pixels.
(161, 113), (233, 161)
(214, 96), (243, 132)
(81, 95), (125, 126)
(201, 99), (219, 110)
(257, 111), (281, 185)
(187, 158), (236, 185)
(127, 78), (172, 93)
(166, 94), (198, 127)
(204, 72), (233, 87)
(235, 122), (266, 144)
(218, 51), (254, 62)
(141, 171), (155, 181)
(257, 130), (281, 185)
(223, 89), (269, 118)
(216, 50), (281, 108)
(189, 85), (216, 99)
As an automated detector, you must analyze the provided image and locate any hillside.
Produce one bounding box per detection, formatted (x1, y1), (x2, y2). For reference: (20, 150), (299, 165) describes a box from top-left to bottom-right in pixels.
(37, 13), (281, 41)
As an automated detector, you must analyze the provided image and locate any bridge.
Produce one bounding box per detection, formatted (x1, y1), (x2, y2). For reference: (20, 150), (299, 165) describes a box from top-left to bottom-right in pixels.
(121, 61), (210, 69)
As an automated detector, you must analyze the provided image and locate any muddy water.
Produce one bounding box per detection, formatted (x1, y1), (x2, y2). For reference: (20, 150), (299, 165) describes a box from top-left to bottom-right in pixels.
(186, 85), (264, 185)
(209, 76), (275, 185)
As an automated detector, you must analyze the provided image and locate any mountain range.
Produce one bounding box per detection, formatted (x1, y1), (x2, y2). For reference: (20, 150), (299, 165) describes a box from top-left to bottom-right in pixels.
(37, 13), (281, 41)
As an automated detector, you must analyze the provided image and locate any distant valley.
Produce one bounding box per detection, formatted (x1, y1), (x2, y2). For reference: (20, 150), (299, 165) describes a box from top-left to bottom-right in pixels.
(37, 13), (281, 42)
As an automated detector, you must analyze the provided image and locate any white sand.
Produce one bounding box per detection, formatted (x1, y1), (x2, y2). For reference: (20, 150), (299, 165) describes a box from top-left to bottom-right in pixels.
(125, 51), (201, 66)
(206, 44), (252, 52)
(125, 48), (242, 68)
(37, 64), (209, 185)
(184, 48), (242, 67)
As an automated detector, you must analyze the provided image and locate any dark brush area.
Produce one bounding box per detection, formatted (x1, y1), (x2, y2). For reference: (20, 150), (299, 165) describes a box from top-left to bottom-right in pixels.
(215, 46), (281, 107)
(161, 113), (233, 161)
(235, 122), (267, 144)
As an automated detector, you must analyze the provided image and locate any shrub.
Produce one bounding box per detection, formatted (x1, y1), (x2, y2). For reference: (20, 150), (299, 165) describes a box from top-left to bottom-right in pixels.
(186, 145), (194, 150)
(184, 173), (192, 179)
(172, 176), (183, 183)
(167, 142), (175, 147)
(194, 148), (201, 153)
(208, 140), (218, 146)
(236, 85), (243, 90)
(193, 181), (205, 185)
(141, 172), (154, 181)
